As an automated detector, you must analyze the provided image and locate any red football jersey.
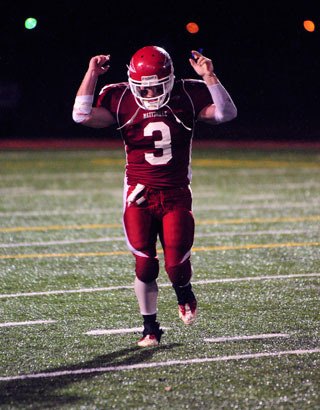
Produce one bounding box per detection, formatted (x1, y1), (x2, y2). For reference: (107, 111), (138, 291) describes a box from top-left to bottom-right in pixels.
(96, 79), (212, 189)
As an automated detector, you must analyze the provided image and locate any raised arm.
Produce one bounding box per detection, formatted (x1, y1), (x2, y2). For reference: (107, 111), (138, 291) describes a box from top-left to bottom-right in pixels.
(72, 55), (116, 128)
(189, 50), (237, 124)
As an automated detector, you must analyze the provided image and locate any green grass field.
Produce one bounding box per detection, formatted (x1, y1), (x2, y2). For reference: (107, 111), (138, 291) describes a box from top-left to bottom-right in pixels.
(0, 145), (319, 409)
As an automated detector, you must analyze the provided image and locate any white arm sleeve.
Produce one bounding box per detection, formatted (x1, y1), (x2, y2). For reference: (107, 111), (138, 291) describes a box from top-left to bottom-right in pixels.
(72, 95), (94, 123)
(207, 83), (237, 123)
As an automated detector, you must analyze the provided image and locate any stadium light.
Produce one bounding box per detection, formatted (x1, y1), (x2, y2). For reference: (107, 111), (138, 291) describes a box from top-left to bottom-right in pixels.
(24, 17), (38, 30)
(303, 20), (315, 32)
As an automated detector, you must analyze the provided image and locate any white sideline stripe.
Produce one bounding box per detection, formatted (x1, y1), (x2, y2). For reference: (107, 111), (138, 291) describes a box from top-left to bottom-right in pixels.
(191, 273), (320, 285)
(0, 188), (122, 196)
(1, 169), (316, 180)
(0, 229), (316, 248)
(1, 171), (122, 181)
(0, 237), (124, 248)
(0, 320), (56, 328)
(195, 202), (320, 211)
(0, 349), (319, 381)
(196, 229), (314, 238)
(1, 201), (319, 218)
(265, 182), (320, 189)
(0, 209), (122, 217)
(85, 326), (171, 335)
(86, 327), (143, 335)
(0, 273), (319, 299)
(0, 285), (133, 299)
(204, 333), (290, 343)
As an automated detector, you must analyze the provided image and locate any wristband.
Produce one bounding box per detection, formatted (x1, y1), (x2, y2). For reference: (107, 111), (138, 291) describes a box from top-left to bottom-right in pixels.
(206, 83), (237, 122)
(207, 83), (230, 108)
(72, 95), (94, 123)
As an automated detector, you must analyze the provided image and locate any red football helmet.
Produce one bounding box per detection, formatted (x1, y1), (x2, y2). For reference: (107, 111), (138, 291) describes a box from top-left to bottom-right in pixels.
(128, 46), (175, 110)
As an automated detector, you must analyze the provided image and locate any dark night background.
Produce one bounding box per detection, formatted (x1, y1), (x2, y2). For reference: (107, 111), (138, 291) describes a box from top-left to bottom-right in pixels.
(1, 0), (319, 142)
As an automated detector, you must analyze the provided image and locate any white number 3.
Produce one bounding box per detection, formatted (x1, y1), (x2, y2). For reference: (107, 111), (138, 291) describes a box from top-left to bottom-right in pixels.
(144, 122), (172, 165)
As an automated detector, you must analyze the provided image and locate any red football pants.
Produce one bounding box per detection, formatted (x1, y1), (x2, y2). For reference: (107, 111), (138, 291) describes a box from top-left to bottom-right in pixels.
(123, 186), (195, 286)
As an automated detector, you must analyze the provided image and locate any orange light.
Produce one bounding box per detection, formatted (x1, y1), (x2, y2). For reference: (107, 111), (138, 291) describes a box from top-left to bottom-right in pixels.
(303, 20), (315, 32)
(186, 22), (199, 34)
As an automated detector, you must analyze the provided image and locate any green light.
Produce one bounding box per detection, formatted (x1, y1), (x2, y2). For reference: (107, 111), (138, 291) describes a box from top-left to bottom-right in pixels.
(25, 17), (37, 30)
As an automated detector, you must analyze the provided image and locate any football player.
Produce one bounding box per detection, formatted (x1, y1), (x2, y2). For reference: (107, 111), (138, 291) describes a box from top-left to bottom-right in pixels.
(72, 46), (237, 347)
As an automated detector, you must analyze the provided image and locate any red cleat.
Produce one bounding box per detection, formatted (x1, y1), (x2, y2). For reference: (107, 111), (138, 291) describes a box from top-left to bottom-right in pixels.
(178, 299), (197, 325)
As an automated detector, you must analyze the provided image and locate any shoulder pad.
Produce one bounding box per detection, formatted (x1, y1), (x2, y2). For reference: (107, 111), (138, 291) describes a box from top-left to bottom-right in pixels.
(99, 82), (129, 95)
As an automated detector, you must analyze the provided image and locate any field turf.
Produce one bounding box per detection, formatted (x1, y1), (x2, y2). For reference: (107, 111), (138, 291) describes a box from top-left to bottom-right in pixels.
(0, 145), (319, 409)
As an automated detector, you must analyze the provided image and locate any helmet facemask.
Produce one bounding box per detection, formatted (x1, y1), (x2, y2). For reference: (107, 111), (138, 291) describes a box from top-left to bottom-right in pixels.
(129, 73), (174, 110)
(128, 46), (175, 110)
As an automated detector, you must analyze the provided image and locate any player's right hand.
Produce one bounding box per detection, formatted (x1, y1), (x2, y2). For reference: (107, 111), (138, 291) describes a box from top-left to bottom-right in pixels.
(88, 55), (110, 76)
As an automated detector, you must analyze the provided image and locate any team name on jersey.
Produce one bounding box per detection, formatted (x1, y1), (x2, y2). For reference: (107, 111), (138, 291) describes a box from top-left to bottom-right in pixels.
(143, 110), (169, 119)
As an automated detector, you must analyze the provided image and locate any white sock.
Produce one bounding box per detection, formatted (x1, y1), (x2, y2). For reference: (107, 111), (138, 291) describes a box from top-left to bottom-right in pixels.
(134, 277), (158, 315)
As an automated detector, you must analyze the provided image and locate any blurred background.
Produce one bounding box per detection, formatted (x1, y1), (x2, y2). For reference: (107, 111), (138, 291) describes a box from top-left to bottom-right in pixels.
(1, 0), (319, 142)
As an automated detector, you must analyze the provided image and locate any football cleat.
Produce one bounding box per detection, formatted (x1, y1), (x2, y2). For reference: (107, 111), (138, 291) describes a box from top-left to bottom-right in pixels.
(137, 334), (160, 347)
(137, 322), (163, 347)
(178, 299), (197, 325)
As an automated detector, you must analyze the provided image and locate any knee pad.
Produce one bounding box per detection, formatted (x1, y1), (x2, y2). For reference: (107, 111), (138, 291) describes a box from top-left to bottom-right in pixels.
(166, 258), (192, 287)
(135, 255), (159, 283)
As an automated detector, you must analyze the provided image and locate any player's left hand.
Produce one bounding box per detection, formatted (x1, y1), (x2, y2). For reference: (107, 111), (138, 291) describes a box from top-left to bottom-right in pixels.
(189, 50), (214, 78)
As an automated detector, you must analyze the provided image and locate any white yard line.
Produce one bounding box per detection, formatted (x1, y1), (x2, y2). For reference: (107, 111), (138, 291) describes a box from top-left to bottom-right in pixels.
(85, 326), (171, 336)
(204, 333), (290, 343)
(86, 330), (286, 340)
(195, 229), (314, 238)
(0, 273), (319, 299)
(0, 171), (122, 180)
(195, 202), (320, 211)
(0, 285), (133, 299)
(198, 169), (320, 176)
(86, 327), (144, 335)
(1, 201), (319, 217)
(0, 320), (56, 328)
(0, 209), (121, 217)
(1, 229), (316, 248)
(0, 188), (121, 196)
(264, 182), (320, 189)
(0, 237), (125, 248)
(0, 348), (319, 381)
